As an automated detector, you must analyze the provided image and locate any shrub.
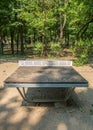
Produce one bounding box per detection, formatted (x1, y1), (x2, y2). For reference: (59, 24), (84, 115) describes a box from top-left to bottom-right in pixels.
(50, 42), (61, 56)
(72, 39), (93, 65)
(33, 42), (42, 54)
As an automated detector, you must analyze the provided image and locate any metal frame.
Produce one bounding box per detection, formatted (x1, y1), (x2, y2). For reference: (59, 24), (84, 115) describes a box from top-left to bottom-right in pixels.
(16, 87), (75, 103)
(4, 82), (88, 103)
(4, 60), (88, 103)
(4, 83), (88, 88)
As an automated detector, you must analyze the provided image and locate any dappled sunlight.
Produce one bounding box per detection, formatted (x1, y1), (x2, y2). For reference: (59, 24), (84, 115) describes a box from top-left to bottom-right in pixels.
(5, 101), (21, 109)
(0, 88), (19, 105)
(0, 112), (8, 120)
(57, 123), (68, 130)
(74, 87), (93, 112)
(75, 87), (88, 94)
(74, 65), (93, 87)
(0, 62), (18, 89)
(9, 109), (27, 124)
(0, 61), (93, 130)
(28, 107), (48, 126)
(0, 88), (93, 130)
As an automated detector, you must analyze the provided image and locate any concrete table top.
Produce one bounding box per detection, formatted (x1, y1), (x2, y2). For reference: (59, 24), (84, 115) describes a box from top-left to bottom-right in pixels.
(4, 66), (88, 88)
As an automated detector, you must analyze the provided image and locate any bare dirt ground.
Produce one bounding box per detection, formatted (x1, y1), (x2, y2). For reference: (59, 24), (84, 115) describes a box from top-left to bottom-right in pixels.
(0, 59), (93, 130)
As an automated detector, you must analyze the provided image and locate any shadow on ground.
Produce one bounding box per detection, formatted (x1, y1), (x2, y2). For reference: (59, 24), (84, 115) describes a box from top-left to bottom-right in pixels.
(0, 87), (93, 130)
(0, 60), (93, 130)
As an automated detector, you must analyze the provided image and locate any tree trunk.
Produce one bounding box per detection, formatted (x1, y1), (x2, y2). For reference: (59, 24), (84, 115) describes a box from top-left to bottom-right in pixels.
(20, 25), (24, 54)
(10, 30), (14, 55)
(0, 39), (3, 54)
(59, 12), (63, 48)
(50, 29), (52, 42)
(33, 29), (36, 43)
(59, 0), (67, 48)
(16, 33), (19, 54)
(41, 34), (44, 55)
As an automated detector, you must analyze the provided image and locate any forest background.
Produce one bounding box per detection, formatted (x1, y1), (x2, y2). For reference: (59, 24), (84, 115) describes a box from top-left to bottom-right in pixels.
(0, 0), (93, 65)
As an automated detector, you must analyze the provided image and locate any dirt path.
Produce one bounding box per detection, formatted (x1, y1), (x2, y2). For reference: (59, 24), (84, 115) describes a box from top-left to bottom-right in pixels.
(0, 61), (93, 130)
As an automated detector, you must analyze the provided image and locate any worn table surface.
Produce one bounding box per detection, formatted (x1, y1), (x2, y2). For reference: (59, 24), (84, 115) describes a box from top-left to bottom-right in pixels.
(4, 66), (88, 85)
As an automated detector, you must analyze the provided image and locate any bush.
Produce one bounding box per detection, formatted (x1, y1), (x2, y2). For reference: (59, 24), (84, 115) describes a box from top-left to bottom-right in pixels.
(72, 39), (93, 65)
(33, 42), (42, 54)
(50, 42), (61, 56)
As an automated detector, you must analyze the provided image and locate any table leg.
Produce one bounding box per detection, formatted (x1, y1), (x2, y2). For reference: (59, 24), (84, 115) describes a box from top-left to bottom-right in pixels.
(65, 87), (75, 101)
(16, 87), (75, 103)
(16, 87), (32, 103)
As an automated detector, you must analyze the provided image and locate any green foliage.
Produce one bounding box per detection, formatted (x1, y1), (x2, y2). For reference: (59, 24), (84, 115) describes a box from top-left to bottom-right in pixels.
(50, 42), (61, 56)
(72, 39), (93, 65)
(0, 0), (93, 61)
(33, 42), (42, 54)
(90, 109), (93, 115)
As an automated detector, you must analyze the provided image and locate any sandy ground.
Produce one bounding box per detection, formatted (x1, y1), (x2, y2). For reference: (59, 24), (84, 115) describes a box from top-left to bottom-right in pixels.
(0, 60), (93, 130)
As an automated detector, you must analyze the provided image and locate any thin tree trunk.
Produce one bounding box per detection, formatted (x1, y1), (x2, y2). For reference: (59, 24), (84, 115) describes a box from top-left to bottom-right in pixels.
(20, 25), (24, 54)
(33, 29), (36, 43)
(0, 39), (3, 54)
(50, 29), (52, 42)
(10, 30), (14, 55)
(0, 33), (4, 54)
(16, 33), (19, 54)
(59, 0), (67, 48)
(59, 12), (63, 48)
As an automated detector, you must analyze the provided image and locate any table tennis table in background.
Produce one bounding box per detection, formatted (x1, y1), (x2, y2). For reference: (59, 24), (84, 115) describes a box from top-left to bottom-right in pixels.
(4, 60), (88, 103)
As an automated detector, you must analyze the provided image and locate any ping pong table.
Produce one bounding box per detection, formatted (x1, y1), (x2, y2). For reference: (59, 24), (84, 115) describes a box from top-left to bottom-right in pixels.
(4, 60), (88, 103)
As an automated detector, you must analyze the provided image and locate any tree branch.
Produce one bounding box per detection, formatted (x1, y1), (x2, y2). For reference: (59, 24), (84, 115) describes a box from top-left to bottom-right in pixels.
(77, 18), (93, 39)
